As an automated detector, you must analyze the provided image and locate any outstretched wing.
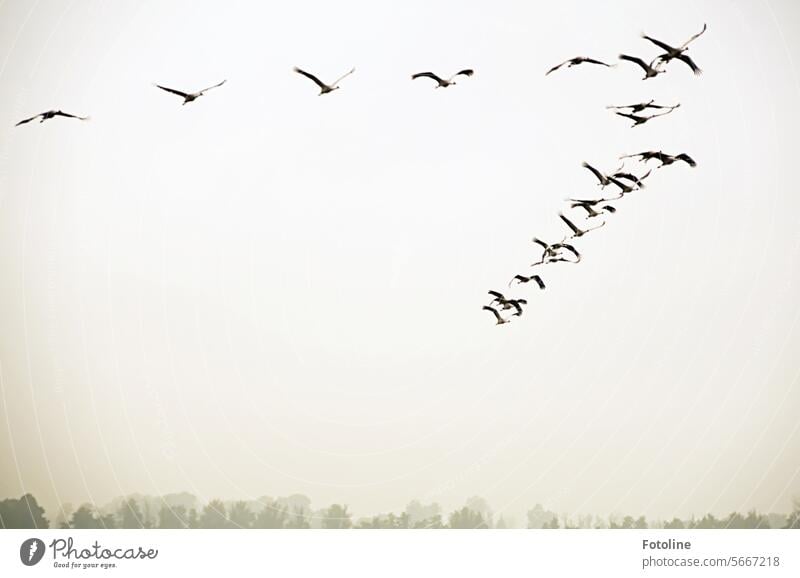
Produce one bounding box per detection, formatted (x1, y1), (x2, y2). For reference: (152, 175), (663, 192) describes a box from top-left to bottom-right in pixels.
(294, 67), (327, 90)
(53, 111), (89, 121)
(615, 111), (640, 122)
(641, 34), (676, 54)
(15, 113), (42, 126)
(545, 60), (570, 75)
(558, 213), (580, 235)
(676, 153), (697, 167)
(198, 80), (226, 94)
(581, 162), (607, 185)
(531, 275), (546, 290)
(531, 237), (549, 250)
(482, 305), (504, 323)
(680, 23), (707, 49)
(487, 290), (505, 301)
(331, 67), (355, 86)
(411, 71), (445, 84)
(581, 58), (610, 67)
(454, 69), (474, 77)
(619, 54), (650, 72)
(676, 53), (702, 75)
(552, 243), (581, 260)
(155, 84), (190, 98)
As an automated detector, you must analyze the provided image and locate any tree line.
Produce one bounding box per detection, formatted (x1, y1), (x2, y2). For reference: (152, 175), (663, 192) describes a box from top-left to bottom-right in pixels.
(1, 493), (799, 530)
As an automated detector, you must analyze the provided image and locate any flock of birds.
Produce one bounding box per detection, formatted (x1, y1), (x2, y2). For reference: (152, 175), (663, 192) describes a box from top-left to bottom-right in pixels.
(482, 23), (706, 326)
(11, 22), (706, 330)
(13, 66), (477, 126)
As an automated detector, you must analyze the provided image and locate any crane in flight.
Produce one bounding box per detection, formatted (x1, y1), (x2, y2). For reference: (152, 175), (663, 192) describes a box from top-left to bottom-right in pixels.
(154, 80), (226, 105)
(531, 238), (582, 266)
(15, 110), (89, 126)
(643, 23), (707, 75)
(294, 67), (355, 95)
(509, 274), (546, 289)
(482, 305), (510, 325)
(411, 69), (474, 88)
(621, 151), (697, 168)
(545, 56), (612, 75)
(559, 212), (605, 239)
(618, 54), (665, 79)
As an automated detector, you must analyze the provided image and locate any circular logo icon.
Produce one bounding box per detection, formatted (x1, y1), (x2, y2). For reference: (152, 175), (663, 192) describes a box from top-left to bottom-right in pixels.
(19, 538), (46, 566)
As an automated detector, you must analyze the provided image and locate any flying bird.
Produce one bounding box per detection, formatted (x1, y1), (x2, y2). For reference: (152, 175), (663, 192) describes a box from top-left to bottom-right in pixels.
(488, 290), (508, 306)
(570, 199), (617, 219)
(618, 54), (665, 80)
(610, 168), (651, 188)
(582, 161), (611, 187)
(607, 100), (679, 113)
(531, 238), (582, 266)
(15, 110), (89, 126)
(411, 69), (473, 88)
(643, 23), (707, 75)
(482, 305), (510, 325)
(621, 151), (696, 168)
(559, 212), (605, 239)
(502, 299), (527, 317)
(545, 57), (611, 75)
(154, 80), (226, 105)
(509, 274), (546, 289)
(614, 107), (678, 127)
(294, 67), (355, 95)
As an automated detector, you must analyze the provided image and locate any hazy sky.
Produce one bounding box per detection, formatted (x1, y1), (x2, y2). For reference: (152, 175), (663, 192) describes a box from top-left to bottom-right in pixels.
(1, 0), (800, 523)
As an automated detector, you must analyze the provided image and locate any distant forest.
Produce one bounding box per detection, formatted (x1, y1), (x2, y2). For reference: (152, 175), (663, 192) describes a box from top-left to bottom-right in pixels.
(1, 493), (799, 530)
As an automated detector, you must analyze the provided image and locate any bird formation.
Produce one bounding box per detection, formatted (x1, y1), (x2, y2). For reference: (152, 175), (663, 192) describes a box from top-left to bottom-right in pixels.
(484, 23), (706, 326)
(9, 23), (706, 331)
(13, 64), (479, 125)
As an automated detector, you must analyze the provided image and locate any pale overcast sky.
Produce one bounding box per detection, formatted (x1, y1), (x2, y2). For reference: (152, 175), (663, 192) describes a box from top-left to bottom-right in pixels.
(1, 0), (799, 522)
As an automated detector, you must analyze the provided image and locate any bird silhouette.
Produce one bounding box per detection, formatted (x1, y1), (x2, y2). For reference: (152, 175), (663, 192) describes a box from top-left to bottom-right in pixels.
(16, 110), (89, 126)
(154, 80), (226, 104)
(294, 67), (355, 95)
(545, 57), (612, 75)
(411, 69), (474, 88)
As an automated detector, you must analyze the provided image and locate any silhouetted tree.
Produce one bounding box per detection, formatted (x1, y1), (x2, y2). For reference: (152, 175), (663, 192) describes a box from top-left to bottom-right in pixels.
(322, 504), (352, 529)
(253, 503), (288, 529)
(527, 504), (557, 529)
(691, 514), (721, 529)
(228, 501), (255, 528)
(284, 506), (310, 529)
(0, 493), (49, 529)
(405, 500), (441, 527)
(784, 500), (800, 529)
(187, 508), (199, 529)
(70, 505), (102, 529)
(414, 514), (445, 529)
(664, 518), (685, 529)
(119, 498), (147, 528)
(158, 504), (188, 529)
(199, 500), (229, 529)
(448, 506), (488, 529)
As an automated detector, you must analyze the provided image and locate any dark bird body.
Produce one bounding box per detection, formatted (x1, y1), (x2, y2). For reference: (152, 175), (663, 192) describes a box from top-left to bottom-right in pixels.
(294, 67), (355, 94)
(154, 80), (226, 104)
(643, 23), (706, 75)
(411, 69), (473, 88)
(546, 57), (611, 75)
(532, 238), (582, 266)
(559, 212), (605, 239)
(482, 305), (510, 325)
(509, 274), (546, 289)
(618, 54), (665, 79)
(16, 110), (89, 126)
(622, 151), (696, 168)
